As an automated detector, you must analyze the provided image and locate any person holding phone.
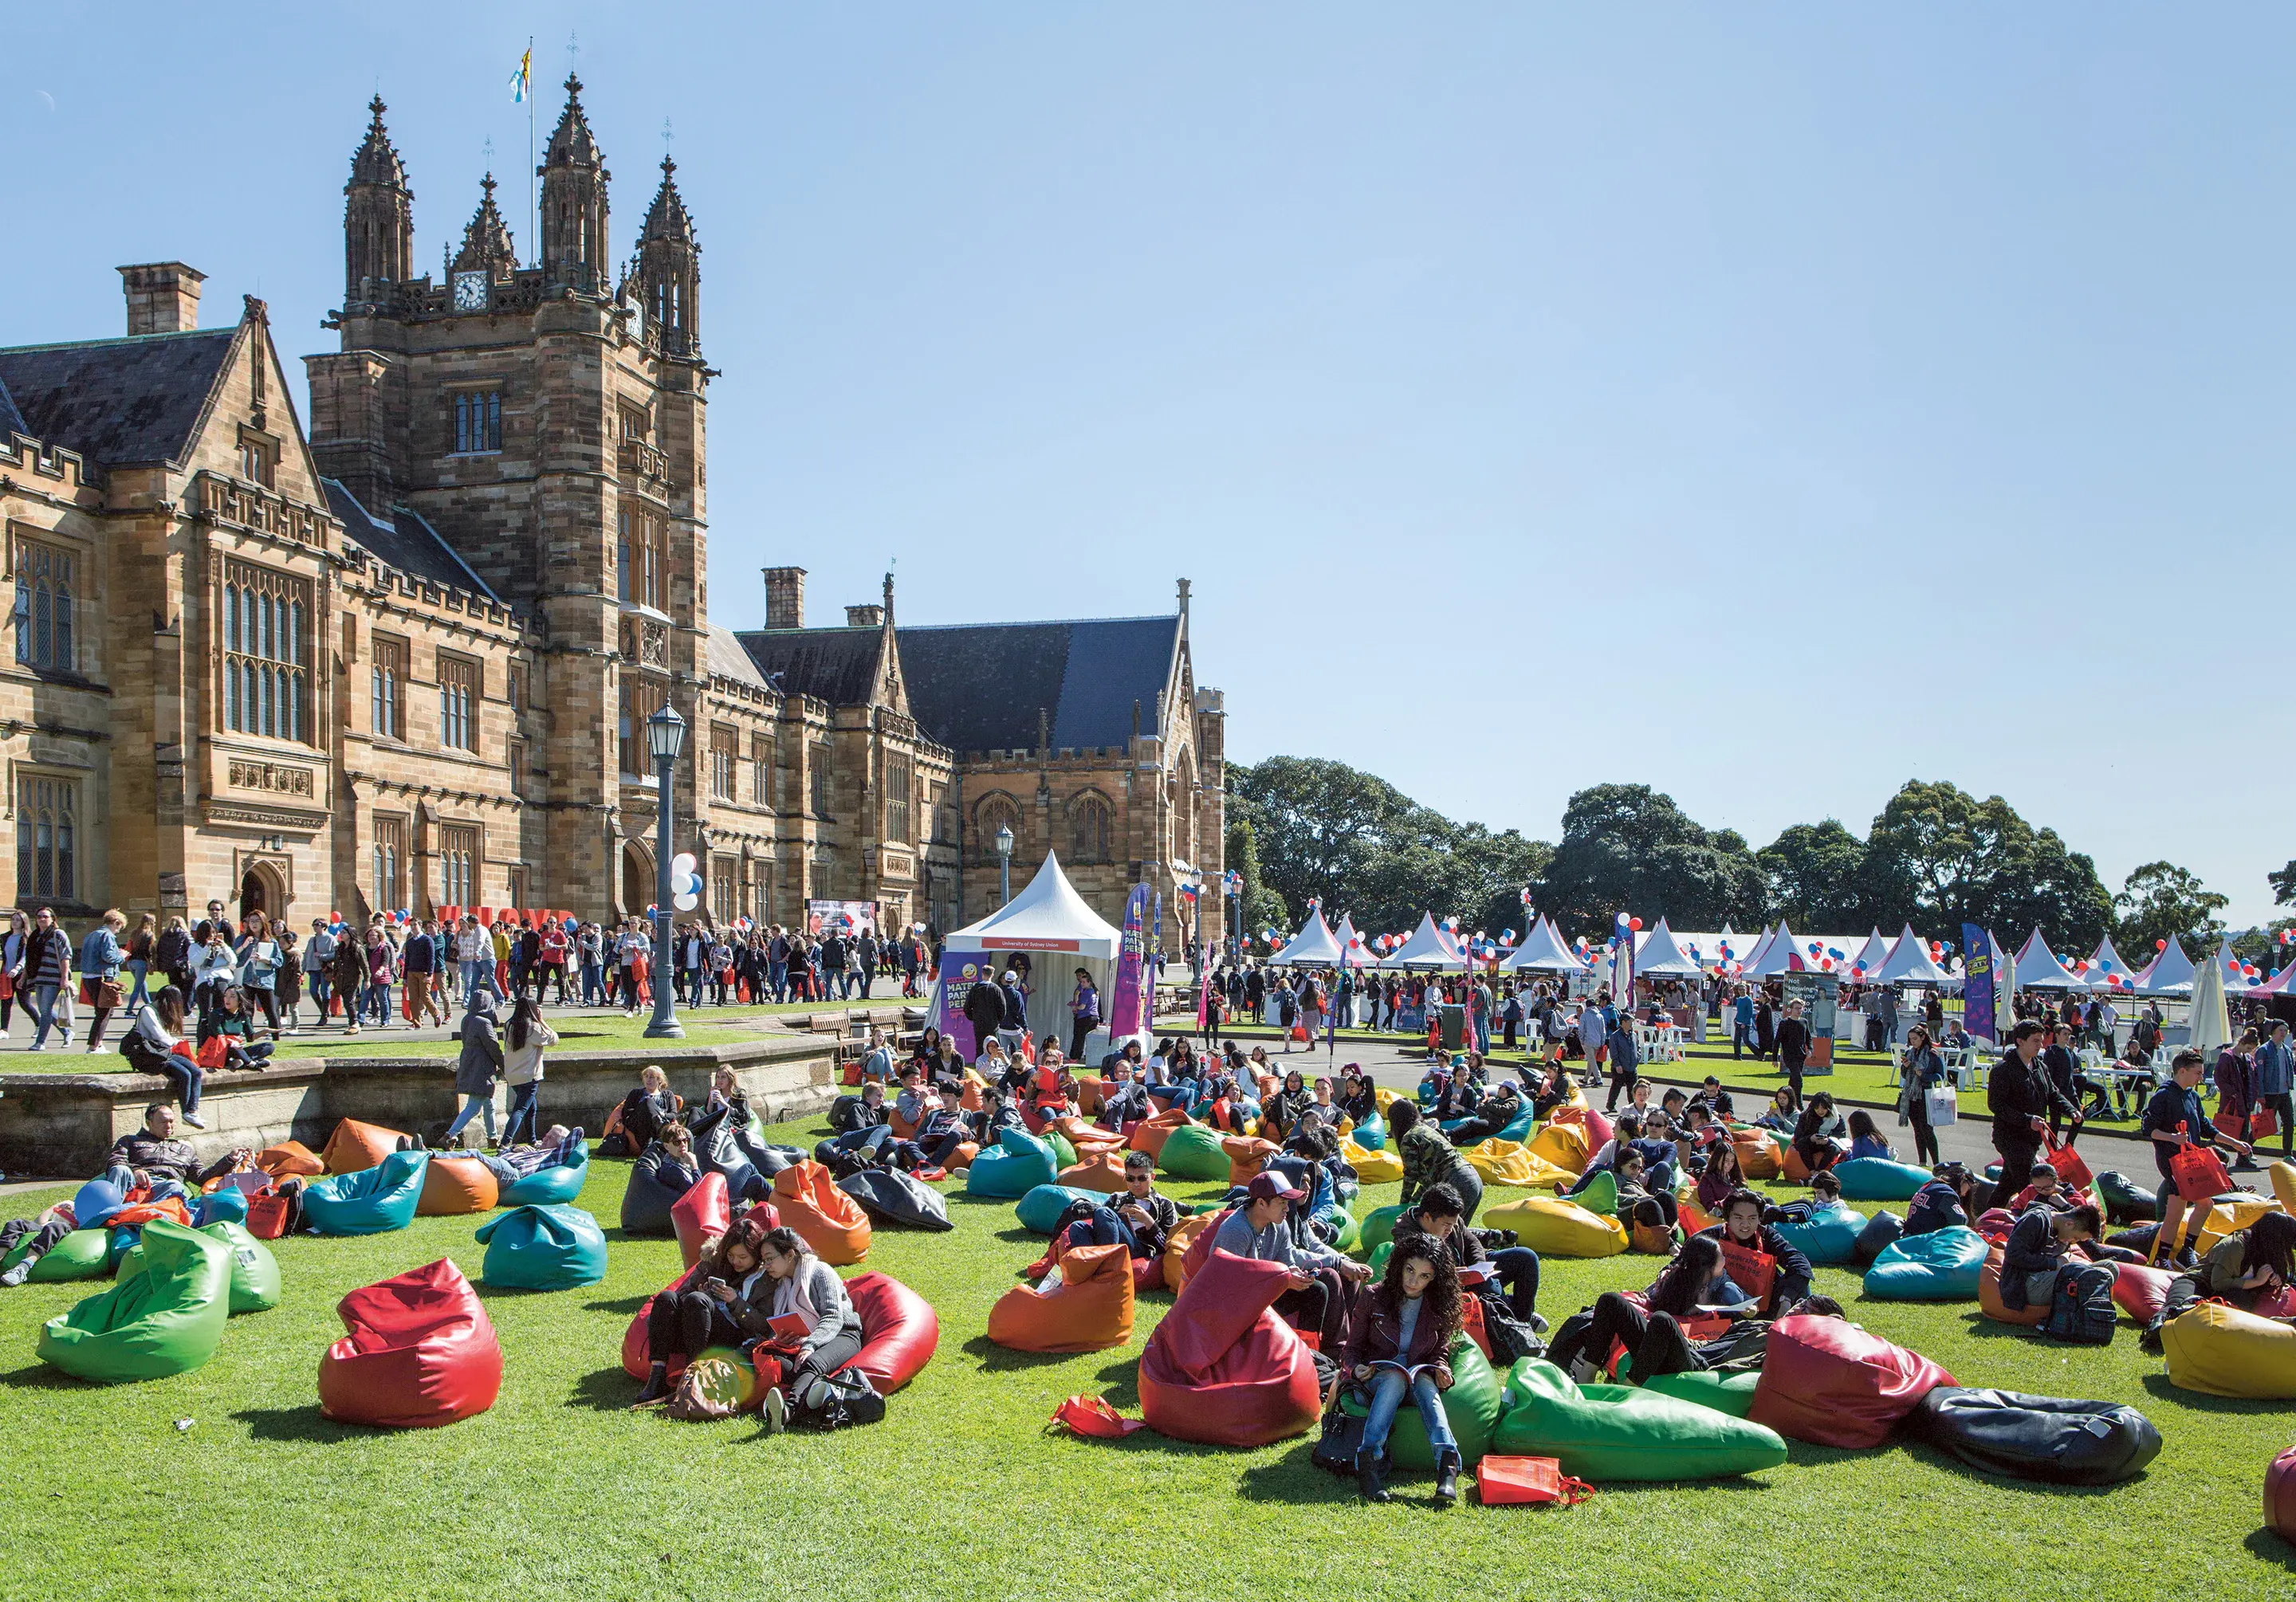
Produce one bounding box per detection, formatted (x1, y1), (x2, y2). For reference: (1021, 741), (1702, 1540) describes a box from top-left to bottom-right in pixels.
(747, 1225), (866, 1432)
(1341, 1235), (1464, 1504)
(633, 1215), (774, 1408)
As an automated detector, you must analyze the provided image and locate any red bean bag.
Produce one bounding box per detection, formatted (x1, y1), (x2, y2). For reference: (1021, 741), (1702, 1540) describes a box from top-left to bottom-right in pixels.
(621, 1268), (694, 1380)
(319, 1258), (502, 1428)
(1058, 1149), (1132, 1194)
(987, 1241), (1136, 1353)
(320, 1119), (405, 1176)
(417, 1154), (500, 1216)
(2268, 1445), (2296, 1545)
(1138, 1249), (1322, 1447)
(2112, 1262), (2176, 1325)
(1128, 1107), (1190, 1160)
(772, 1160), (871, 1265)
(671, 1173), (732, 1270)
(839, 1271), (938, 1395)
(1133, 1253), (1166, 1294)
(1748, 1312), (1956, 1448)
(1222, 1136), (1281, 1187)
(257, 1141), (325, 1179)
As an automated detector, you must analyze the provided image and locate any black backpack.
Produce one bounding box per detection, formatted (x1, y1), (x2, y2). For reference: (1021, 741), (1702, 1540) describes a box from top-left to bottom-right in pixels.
(2044, 1262), (2117, 1345)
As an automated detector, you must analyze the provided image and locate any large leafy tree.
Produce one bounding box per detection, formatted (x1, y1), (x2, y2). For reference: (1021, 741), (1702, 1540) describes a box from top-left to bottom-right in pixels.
(2112, 861), (2228, 964)
(2271, 859), (2296, 906)
(1861, 779), (2112, 952)
(1222, 816), (1288, 940)
(1533, 783), (1765, 940)
(1758, 819), (1873, 931)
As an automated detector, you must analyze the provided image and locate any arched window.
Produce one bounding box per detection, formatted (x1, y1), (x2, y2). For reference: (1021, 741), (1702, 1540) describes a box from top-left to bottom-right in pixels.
(1170, 755), (1196, 864)
(1070, 793), (1111, 864)
(976, 793), (1020, 856)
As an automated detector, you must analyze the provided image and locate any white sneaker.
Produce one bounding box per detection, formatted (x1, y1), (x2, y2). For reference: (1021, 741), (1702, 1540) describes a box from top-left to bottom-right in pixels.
(183, 1112), (208, 1129)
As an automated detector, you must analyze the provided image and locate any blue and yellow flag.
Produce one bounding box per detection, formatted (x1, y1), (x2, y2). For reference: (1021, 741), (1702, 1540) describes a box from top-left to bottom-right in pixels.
(509, 47), (531, 104)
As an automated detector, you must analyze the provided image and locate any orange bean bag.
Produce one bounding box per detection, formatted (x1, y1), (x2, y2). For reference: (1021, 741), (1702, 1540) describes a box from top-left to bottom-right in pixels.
(1139, 1248), (1322, 1446)
(961, 1071), (989, 1113)
(944, 1141), (980, 1171)
(1735, 1137), (1782, 1181)
(771, 1160), (871, 1264)
(1223, 1137), (1280, 1187)
(1129, 1107), (1191, 1160)
(671, 1173), (732, 1270)
(986, 1241), (1136, 1353)
(888, 1107), (920, 1141)
(1782, 1145), (1815, 1184)
(1162, 1211), (1221, 1294)
(1059, 1149), (1132, 1193)
(1977, 1245), (2051, 1328)
(257, 1141), (325, 1179)
(1050, 1116), (1126, 1158)
(1074, 1074), (1105, 1117)
(320, 1119), (405, 1175)
(417, 1154), (500, 1216)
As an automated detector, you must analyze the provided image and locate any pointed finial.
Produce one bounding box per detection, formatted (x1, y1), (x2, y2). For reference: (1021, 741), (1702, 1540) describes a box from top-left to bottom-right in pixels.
(368, 93), (387, 128)
(482, 171), (497, 199)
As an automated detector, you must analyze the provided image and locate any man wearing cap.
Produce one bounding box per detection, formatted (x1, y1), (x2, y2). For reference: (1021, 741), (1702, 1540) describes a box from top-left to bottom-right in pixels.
(1213, 1170), (1370, 1350)
(997, 969), (1029, 1055)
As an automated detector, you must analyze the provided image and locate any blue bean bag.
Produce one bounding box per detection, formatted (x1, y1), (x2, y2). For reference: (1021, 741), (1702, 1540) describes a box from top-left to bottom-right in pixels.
(303, 1151), (428, 1236)
(965, 1130), (1058, 1200)
(1863, 1225), (1987, 1302)
(193, 1188), (249, 1227)
(1496, 1106), (1539, 1143)
(72, 1178), (128, 1231)
(500, 1140), (590, 1207)
(1351, 1112), (1387, 1151)
(475, 1204), (608, 1291)
(1015, 1184), (1106, 1235)
(1834, 1157), (1932, 1202)
(1771, 1200), (1866, 1266)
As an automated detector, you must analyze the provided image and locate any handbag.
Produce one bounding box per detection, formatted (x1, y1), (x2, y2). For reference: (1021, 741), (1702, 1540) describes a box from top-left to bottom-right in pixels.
(2253, 1107), (2282, 1140)
(1310, 1405), (1369, 1474)
(2169, 1125), (2234, 1204)
(1476, 1455), (1593, 1506)
(244, 1187), (294, 1240)
(1050, 1395), (1145, 1439)
(2043, 1136), (2093, 1192)
(96, 979), (125, 1009)
(1924, 1086), (1959, 1126)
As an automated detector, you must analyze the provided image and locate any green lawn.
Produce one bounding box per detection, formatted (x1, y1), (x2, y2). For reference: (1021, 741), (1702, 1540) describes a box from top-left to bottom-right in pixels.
(2, 1110), (2290, 1601)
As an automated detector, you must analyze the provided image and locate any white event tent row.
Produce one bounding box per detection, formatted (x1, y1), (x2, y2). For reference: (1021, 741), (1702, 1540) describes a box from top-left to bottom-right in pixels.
(1333, 915), (1381, 969)
(1267, 907), (1343, 968)
(1873, 924), (1954, 987)
(1380, 912), (1468, 970)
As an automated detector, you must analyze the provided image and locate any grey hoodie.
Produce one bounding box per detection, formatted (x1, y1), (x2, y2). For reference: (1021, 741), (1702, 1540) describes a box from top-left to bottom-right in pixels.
(455, 991), (503, 1095)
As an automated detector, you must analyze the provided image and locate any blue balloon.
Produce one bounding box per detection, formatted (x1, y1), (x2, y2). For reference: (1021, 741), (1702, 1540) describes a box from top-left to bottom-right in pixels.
(72, 1177), (126, 1231)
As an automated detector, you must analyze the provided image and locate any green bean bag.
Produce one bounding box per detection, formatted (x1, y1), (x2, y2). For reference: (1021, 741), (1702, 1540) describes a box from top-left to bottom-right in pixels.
(475, 1203), (609, 1290)
(1340, 1333), (1504, 1469)
(1358, 1204), (1406, 1256)
(2, 1227), (113, 1283)
(964, 1130), (1058, 1200)
(1317, 1204), (1359, 1254)
(1492, 1357), (1788, 1480)
(1014, 1184), (1106, 1235)
(1043, 1127), (1079, 1169)
(499, 1140), (590, 1207)
(303, 1150), (428, 1235)
(120, 1221), (280, 1315)
(1863, 1225), (1987, 1302)
(1571, 1168), (1620, 1216)
(1834, 1157), (1932, 1202)
(1771, 1200), (1866, 1266)
(37, 1219), (231, 1384)
(1635, 1368), (1763, 1418)
(1158, 1123), (1233, 1182)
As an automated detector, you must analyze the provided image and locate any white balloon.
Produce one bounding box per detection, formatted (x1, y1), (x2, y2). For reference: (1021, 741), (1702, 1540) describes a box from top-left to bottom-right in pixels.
(673, 892), (699, 911)
(671, 853), (698, 876)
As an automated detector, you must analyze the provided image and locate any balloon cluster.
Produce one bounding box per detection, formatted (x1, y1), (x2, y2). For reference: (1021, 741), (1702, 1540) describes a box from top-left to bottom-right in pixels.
(669, 853), (702, 914)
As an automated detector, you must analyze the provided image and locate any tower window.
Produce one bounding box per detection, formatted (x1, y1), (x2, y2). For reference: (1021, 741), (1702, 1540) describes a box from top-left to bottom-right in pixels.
(372, 635), (407, 740)
(710, 723), (737, 802)
(438, 654), (478, 750)
(12, 538), (76, 675)
(450, 389), (503, 454)
(18, 775), (77, 901)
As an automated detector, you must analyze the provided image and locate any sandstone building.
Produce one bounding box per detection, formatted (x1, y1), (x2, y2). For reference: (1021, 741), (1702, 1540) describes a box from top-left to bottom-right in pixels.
(0, 79), (1224, 946)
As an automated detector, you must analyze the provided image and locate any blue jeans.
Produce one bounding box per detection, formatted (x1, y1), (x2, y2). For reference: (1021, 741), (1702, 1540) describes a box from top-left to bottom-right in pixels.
(104, 1164), (187, 1205)
(30, 983), (63, 1046)
(461, 960), (491, 1005)
(1061, 1203), (1148, 1258)
(503, 1079), (541, 1146)
(769, 961), (788, 1002)
(1359, 1368), (1457, 1457)
(580, 960), (604, 1005)
(125, 960), (152, 1010)
(445, 1090), (497, 1142)
(158, 1053), (203, 1114)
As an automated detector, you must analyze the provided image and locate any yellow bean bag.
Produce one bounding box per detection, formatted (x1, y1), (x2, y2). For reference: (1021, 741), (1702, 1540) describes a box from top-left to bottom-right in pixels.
(1463, 1139), (1576, 1191)
(1526, 1123), (1590, 1176)
(2160, 1299), (2296, 1399)
(2192, 1193), (2286, 1253)
(2271, 1162), (2296, 1213)
(1483, 1194), (1627, 1258)
(1343, 1139), (1402, 1186)
(1374, 1086), (1399, 1110)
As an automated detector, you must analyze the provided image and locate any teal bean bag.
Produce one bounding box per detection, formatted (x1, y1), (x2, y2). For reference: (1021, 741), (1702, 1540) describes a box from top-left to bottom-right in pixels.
(37, 1218), (231, 1384)
(1358, 1204), (1406, 1256)
(1834, 1157), (1932, 1202)
(1014, 1184), (1105, 1235)
(1496, 1106), (1539, 1143)
(1636, 1368), (1762, 1419)
(1772, 1200), (1866, 1266)
(303, 1150), (428, 1236)
(1042, 1127), (1079, 1169)
(1340, 1334), (1504, 1469)
(475, 1203), (608, 1290)
(1492, 1357), (1788, 1480)
(2, 1227), (114, 1283)
(1863, 1225), (1987, 1302)
(193, 1188), (249, 1227)
(1351, 1112), (1387, 1151)
(500, 1140), (590, 1207)
(1158, 1123), (1233, 1182)
(120, 1221), (280, 1315)
(965, 1130), (1058, 1200)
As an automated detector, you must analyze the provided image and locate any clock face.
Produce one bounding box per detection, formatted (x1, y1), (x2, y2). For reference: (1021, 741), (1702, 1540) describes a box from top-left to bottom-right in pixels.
(453, 271), (489, 312)
(625, 295), (645, 338)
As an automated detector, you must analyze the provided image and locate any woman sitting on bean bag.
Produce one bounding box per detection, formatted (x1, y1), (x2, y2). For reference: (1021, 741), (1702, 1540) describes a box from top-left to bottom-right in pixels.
(1791, 1094), (1846, 1176)
(603, 1066), (678, 1157)
(640, 1123), (703, 1203)
(1754, 1087), (1798, 1136)
(1335, 1067), (1378, 1129)
(1259, 1070), (1311, 1142)
(1694, 1137), (1746, 1218)
(2140, 1212), (2296, 1350)
(1343, 1235), (1467, 1504)
(632, 1216), (776, 1400)
(1844, 1109), (1894, 1164)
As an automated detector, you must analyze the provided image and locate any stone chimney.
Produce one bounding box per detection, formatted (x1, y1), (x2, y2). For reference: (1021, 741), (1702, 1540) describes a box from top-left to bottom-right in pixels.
(761, 566), (808, 630)
(119, 262), (206, 335)
(844, 603), (883, 628)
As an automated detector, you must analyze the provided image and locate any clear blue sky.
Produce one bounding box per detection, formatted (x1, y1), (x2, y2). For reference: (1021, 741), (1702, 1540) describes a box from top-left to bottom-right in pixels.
(6, 6), (2290, 923)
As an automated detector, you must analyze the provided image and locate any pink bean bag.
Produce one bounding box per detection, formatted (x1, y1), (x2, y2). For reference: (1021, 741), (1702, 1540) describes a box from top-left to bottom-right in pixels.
(1748, 1312), (1955, 1448)
(319, 1259), (502, 1428)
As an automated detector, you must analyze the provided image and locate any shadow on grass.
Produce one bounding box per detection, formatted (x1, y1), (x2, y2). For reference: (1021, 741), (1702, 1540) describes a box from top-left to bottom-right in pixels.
(0, 1361), (85, 1393)
(1895, 1438), (2139, 1495)
(961, 1333), (1103, 1374)
(569, 1364), (639, 1412)
(2242, 1529), (2296, 1571)
(2139, 1372), (2290, 1415)
(1095, 1354), (1141, 1409)
(234, 1404), (355, 1443)
(1234, 1443), (1363, 1504)
(584, 1294), (652, 1317)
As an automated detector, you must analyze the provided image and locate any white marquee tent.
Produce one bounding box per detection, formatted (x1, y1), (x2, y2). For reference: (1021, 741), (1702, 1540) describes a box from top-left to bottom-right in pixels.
(2011, 929), (2090, 991)
(1333, 915), (1381, 968)
(1382, 912), (1468, 970)
(1268, 908), (1344, 968)
(1634, 918), (1706, 976)
(2133, 936), (2198, 995)
(941, 851), (1126, 1054)
(1500, 916), (1588, 975)
(1873, 923), (1952, 987)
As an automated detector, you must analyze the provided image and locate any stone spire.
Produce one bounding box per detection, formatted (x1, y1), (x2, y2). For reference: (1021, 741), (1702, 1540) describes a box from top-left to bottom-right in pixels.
(538, 74), (611, 293)
(344, 95), (414, 299)
(452, 173), (518, 279)
(634, 153), (701, 354)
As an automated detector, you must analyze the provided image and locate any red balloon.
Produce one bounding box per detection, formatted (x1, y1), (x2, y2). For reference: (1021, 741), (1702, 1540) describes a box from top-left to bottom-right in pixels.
(1629, 917), (1642, 931)
(2156, 939), (2168, 951)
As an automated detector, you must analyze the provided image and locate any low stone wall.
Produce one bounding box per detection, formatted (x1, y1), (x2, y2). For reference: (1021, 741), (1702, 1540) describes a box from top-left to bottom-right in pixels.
(0, 1007), (918, 1177)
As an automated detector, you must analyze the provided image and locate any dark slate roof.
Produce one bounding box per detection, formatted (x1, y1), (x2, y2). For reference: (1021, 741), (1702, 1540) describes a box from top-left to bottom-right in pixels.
(737, 614), (1181, 754)
(0, 372), (27, 441)
(321, 478), (507, 605)
(0, 328), (238, 465)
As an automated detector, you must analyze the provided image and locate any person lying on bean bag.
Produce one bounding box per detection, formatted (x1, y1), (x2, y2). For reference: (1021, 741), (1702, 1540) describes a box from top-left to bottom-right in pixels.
(624, 1123), (702, 1229)
(1903, 1163), (1983, 1237)
(1444, 1081), (1526, 1148)
(1040, 1151), (1179, 1271)
(1093, 1059), (1151, 1131)
(2138, 1213), (2296, 1352)
(1342, 1235), (1468, 1504)
(486, 1125), (589, 1202)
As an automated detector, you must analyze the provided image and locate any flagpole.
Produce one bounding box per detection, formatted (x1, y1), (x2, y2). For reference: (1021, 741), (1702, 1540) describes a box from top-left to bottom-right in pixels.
(526, 37), (537, 268)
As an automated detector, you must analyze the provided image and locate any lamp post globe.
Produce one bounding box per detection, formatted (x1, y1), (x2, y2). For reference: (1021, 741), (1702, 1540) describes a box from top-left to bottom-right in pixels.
(994, 822), (1014, 907)
(645, 702), (686, 1040)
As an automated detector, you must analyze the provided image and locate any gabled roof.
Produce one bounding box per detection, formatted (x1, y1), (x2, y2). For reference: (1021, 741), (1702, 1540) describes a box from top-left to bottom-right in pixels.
(1382, 912), (1467, 970)
(2010, 928), (2089, 989)
(735, 626), (885, 709)
(1873, 923), (1952, 985)
(1849, 929), (1893, 976)
(0, 327), (238, 465)
(2133, 936), (2196, 995)
(321, 478), (505, 605)
(706, 623), (769, 691)
(942, 851), (1124, 959)
(1333, 915), (1379, 968)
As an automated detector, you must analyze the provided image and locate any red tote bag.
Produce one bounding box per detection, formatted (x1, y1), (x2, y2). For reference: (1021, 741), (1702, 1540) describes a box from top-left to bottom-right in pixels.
(2043, 1136), (2093, 1192)
(1476, 1455), (1593, 1506)
(1049, 1395), (1144, 1439)
(2169, 1125), (2233, 1204)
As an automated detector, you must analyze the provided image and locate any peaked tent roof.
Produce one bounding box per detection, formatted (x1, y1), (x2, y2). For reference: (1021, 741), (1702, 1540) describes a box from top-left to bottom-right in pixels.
(2133, 936), (2197, 995)
(1268, 908), (1344, 967)
(2086, 933), (2135, 988)
(2210, 936), (2255, 993)
(1734, 924), (1777, 975)
(1500, 916), (1586, 973)
(2247, 953), (2296, 998)
(1849, 929), (1894, 976)
(942, 850), (1123, 959)
(1744, 921), (1803, 977)
(1873, 924), (1952, 985)
(2011, 929), (2090, 990)
(0, 328), (240, 465)
(1633, 918), (1705, 976)
(1382, 912), (1467, 970)
(1333, 915), (1379, 968)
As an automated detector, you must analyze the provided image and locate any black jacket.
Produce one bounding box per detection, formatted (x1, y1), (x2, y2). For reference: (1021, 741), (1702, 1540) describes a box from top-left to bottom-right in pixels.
(1987, 1050), (2078, 1145)
(962, 980), (1005, 1037)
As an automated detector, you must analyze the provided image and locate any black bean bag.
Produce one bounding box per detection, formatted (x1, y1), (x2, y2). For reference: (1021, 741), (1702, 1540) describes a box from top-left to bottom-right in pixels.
(1905, 1385), (2161, 1486)
(619, 1164), (686, 1235)
(2095, 1169), (2159, 1225)
(838, 1169), (953, 1232)
(1852, 1208), (1904, 1266)
(748, 1141), (804, 1179)
(695, 1122), (768, 1203)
